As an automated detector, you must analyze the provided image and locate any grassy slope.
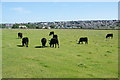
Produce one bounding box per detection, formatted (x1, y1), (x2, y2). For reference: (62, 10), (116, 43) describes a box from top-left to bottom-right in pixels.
(2, 29), (118, 78)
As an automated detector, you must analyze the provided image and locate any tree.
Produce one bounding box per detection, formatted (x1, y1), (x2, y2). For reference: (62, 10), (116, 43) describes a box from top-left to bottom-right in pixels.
(50, 25), (56, 29)
(1, 24), (6, 28)
(12, 24), (19, 28)
(116, 23), (120, 27)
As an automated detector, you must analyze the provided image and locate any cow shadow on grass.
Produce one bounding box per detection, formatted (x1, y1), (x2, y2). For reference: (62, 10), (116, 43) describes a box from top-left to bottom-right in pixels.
(17, 45), (23, 47)
(35, 46), (49, 48)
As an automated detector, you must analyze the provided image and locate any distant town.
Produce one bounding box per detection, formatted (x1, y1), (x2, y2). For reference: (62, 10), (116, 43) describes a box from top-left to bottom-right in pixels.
(1, 20), (120, 29)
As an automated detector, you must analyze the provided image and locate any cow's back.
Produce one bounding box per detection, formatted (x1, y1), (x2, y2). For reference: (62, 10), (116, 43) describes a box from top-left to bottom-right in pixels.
(41, 38), (47, 43)
(22, 37), (29, 42)
(106, 34), (113, 38)
(80, 37), (88, 41)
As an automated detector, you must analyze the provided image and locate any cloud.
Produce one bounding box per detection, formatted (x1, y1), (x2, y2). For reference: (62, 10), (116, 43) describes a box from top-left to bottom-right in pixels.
(11, 7), (31, 14)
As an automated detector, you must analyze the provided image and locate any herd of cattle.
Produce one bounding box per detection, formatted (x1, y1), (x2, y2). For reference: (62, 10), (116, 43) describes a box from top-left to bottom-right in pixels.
(18, 31), (113, 48)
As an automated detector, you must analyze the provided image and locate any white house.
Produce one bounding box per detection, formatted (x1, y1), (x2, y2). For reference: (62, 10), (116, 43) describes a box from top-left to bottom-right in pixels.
(19, 25), (27, 29)
(42, 26), (51, 29)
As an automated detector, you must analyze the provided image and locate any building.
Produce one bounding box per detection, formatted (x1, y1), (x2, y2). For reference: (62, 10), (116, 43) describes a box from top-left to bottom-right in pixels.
(19, 25), (27, 29)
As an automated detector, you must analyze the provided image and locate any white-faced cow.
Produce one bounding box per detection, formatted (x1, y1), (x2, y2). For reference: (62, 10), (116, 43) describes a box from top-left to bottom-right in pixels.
(41, 38), (47, 47)
(22, 37), (29, 47)
(49, 38), (59, 48)
(18, 32), (23, 39)
(106, 34), (113, 39)
(49, 31), (58, 39)
(78, 37), (88, 44)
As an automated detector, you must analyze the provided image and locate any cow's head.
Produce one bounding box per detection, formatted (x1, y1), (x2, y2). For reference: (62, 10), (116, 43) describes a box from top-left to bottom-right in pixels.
(49, 31), (54, 36)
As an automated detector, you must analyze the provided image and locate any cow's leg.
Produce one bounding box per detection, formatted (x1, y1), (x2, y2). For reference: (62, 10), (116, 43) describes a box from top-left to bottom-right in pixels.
(55, 44), (56, 48)
(22, 42), (24, 47)
(43, 43), (45, 47)
(43, 44), (45, 47)
(58, 43), (59, 48)
(44, 43), (46, 47)
(50, 44), (52, 47)
(25, 42), (27, 47)
(53, 44), (54, 47)
(42, 43), (44, 47)
(26, 42), (28, 47)
(111, 36), (113, 39)
(51, 44), (53, 47)
(106, 36), (108, 39)
(19, 36), (20, 39)
(25, 43), (27, 47)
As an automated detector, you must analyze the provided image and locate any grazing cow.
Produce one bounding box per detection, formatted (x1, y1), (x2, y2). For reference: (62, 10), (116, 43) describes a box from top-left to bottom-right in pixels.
(22, 37), (29, 47)
(41, 38), (47, 47)
(49, 31), (54, 36)
(78, 37), (88, 44)
(106, 34), (113, 39)
(49, 38), (59, 48)
(49, 31), (58, 39)
(18, 32), (23, 39)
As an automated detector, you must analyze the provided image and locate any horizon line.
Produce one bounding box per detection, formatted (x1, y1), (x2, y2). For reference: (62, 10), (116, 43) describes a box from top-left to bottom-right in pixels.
(1, 19), (118, 24)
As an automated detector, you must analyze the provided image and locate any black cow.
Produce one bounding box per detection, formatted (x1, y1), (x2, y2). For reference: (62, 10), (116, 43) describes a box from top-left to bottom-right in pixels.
(49, 31), (58, 39)
(18, 32), (23, 39)
(41, 38), (47, 47)
(49, 38), (59, 48)
(22, 37), (29, 47)
(78, 37), (88, 44)
(106, 34), (113, 39)
(49, 31), (54, 36)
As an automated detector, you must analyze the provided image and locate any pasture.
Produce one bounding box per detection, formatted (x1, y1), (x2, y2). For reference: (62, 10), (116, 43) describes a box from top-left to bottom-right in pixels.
(2, 29), (118, 78)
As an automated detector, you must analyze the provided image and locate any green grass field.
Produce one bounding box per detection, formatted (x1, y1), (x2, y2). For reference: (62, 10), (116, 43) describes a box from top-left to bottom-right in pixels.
(2, 29), (118, 78)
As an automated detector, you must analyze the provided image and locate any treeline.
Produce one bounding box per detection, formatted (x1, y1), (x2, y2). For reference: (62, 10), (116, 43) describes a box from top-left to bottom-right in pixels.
(0, 20), (120, 29)
(0, 24), (57, 29)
